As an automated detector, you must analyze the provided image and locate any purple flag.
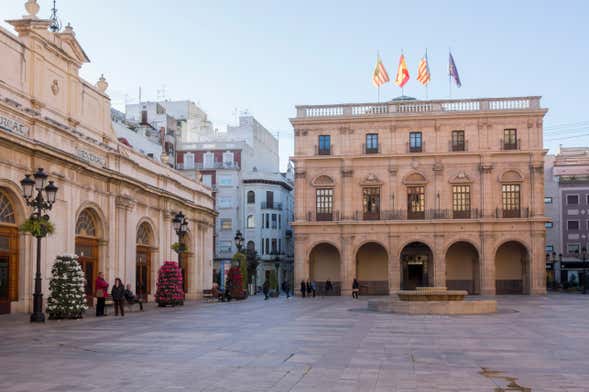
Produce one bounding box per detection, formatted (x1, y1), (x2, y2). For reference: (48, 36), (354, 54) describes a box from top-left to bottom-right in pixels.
(449, 52), (462, 87)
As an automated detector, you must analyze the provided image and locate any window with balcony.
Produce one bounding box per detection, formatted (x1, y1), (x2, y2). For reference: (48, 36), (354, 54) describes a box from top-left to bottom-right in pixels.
(266, 191), (274, 209)
(272, 214), (277, 229)
(271, 239), (277, 254)
(247, 191), (255, 204)
(501, 184), (521, 217)
(567, 194), (579, 205)
(220, 218), (232, 231)
(409, 132), (422, 152)
(567, 243), (580, 255)
(407, 186), (425, 219)
(183, 152), (195, 169)
(362, 187), (380, 220)
(318, 135), (331, 155)
(503, 129), (518, 150)
(568, 220), (580, 230)
(201, 174), (212, 187)
(316, 188), (333, 221)
(265, 214), (270, 229)
(451, 130), (465, 152)
(223, 151), (234, 167)
(247, 215), (255, 229)
(365, 133), (379, 153)
(278, 215), (282, 229)
(452, 185), (471, 218)
(203, 151), (214, 168)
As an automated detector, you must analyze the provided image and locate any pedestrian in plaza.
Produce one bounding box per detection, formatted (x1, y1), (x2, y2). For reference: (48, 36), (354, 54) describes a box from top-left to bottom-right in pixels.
(306, 280), (312, 298)
(300, 280), (306, 298)
(325, 278), (334, 296)
(263, 279), (270, 300)
(282, 280), (290, 298)
(352, 278), (360, 299)
(111, 278), (126, 317)
(311, 280), (317, 298)
(124, 283), (144, 311)
(95, 272), (109, 317)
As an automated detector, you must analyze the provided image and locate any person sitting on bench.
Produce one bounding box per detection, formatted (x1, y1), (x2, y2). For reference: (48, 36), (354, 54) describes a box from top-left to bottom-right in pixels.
(124, 284), (144, 311)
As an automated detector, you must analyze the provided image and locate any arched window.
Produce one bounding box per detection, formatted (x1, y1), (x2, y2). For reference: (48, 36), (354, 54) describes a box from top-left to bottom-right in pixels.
(136, 222), (154, 245)
(247, 215), (255, 228)
(0, 193), (15, 224)
(247, 191), (255, 204)
(76, 209), (97, 237)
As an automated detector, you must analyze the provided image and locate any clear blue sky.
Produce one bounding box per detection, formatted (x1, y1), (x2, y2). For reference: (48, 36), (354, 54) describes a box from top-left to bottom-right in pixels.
(3, 0), (588, 169)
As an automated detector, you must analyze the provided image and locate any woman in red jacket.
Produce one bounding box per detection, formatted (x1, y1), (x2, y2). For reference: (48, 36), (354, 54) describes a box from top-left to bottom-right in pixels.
(95, 272), (109, 317)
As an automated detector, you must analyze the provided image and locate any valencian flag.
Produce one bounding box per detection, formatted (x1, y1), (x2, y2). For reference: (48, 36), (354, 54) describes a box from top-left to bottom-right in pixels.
(416, 52), (431, 85)
(449, 51), (462, 87)
(372, 54), (390, 87)
(394, 54), (410, 88)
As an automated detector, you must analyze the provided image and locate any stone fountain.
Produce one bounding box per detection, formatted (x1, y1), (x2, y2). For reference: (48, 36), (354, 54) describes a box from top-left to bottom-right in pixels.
(367, 287), (496, 315)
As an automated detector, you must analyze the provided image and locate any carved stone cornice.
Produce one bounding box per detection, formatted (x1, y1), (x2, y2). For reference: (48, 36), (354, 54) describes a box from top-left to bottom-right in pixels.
(115, 195), (135, 211)
(341, 168), (354, 177)
(479, 163), (493, 174)
(31, 99), (45, 110)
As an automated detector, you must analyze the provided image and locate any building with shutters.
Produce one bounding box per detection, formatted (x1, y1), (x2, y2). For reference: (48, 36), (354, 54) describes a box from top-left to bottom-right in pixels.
(291, 96), (548, 296)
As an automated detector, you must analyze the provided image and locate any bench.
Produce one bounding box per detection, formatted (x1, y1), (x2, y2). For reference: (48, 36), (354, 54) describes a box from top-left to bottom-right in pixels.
(103, 295), (142, 312)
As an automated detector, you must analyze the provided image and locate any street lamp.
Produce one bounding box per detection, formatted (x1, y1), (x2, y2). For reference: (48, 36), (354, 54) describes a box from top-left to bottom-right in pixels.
(20, 168), (58, 323)
(234, 230), (243, 253)
(173, 211), (188, 253)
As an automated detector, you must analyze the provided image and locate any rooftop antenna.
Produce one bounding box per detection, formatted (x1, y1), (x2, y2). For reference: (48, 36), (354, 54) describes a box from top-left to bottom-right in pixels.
(49, 0), (62, 32)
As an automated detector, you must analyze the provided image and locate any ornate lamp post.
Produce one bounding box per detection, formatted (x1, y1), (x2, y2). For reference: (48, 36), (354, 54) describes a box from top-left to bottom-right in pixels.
(234, 230), (244, 253)
(20, 168), (58, 323)
(172, 211), (188, 293)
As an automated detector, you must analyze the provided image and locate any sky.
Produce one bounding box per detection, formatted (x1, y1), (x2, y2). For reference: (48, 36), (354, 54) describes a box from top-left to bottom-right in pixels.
(2, 0), (588, 170)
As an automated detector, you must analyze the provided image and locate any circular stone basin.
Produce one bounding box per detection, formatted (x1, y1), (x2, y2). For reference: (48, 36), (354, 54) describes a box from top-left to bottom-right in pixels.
(397, 287), (467, 301)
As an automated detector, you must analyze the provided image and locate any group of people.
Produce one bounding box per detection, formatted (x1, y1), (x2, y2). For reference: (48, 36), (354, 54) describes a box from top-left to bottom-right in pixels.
(262, 280), (291, 300)
(300, 279), (334, 298)
(94, 272), (144, 317)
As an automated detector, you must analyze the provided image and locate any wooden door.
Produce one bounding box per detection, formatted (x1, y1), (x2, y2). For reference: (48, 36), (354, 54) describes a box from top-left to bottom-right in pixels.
(75, 237), (98, 306)
(136, 246), (151, 301)
(0, 226), (18, 315)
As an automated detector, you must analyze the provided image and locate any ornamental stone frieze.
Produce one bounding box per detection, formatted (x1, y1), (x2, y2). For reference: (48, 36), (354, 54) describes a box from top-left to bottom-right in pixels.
(479, 163), (493, 173)
(115, 195), (135, 211)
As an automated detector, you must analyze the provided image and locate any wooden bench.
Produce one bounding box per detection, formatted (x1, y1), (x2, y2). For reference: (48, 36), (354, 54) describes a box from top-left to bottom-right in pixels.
(103, 295), (142, 313)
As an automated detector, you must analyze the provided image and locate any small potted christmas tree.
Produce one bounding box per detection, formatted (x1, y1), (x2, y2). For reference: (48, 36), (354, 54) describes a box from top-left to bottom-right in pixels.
(46, 254), (88, 319)
(155, 261), (185, 306)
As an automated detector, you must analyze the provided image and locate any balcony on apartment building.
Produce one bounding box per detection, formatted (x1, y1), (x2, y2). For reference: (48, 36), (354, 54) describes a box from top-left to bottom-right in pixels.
(177, 161), (241, 170)
(261, 202), (283, 210)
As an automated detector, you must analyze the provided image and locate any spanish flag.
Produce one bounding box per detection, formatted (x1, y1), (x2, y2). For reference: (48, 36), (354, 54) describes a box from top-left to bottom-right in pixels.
(394, 54), (410, 88)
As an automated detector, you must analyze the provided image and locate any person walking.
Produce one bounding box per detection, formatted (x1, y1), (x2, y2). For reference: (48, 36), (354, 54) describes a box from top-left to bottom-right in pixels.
(300, 280), (306, 298)
(282, 280), (290, 298)
(325, 278), (333, 296)
(124, 284), (144, 311)
(311, 280), (317, 298)
(263, 279), (270, 300)
(352, 278), (360, 299)
(306, 280), (312, 298)
(111, 278), (126, 317)
(95, 272), (109, 317)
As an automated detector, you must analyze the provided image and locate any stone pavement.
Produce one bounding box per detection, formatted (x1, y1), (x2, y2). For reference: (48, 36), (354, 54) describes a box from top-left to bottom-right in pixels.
(1, 294), (588, 392)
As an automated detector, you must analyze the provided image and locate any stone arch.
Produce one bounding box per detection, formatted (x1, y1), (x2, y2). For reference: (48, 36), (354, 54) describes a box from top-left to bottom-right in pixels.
(355, 241), (389, 295)
(445, 241), (480, 294)
(135, 219), (157, 301)
(136, 217), (158, 247)
(74, 202), (107, 239)
(399, 241), (434, 289)
(0, 185), (25, 313)
(0, 180), (28, 224)
(308, 242), (341, 295)
(494, 240), (530, 294)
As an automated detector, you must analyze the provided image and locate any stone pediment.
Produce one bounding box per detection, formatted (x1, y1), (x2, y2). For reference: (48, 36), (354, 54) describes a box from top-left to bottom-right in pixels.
(449, 171), (472, 184)
(360, 173), (383, 186)
(402, 172), (427, 185)
(499, 170), (524, 183)
(57, 27), (91, 64)
(311, 175), (335, 187)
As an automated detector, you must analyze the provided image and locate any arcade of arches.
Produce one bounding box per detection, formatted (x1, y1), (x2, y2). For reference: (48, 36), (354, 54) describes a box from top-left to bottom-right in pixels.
(298, 234), (543, 296)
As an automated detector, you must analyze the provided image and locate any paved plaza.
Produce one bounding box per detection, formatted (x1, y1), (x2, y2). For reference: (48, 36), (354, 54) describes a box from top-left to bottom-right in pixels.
(1, 294), (589, 391)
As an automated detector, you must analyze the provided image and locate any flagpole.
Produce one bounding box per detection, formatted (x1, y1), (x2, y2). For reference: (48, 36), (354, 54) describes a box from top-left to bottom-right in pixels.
(378, 85), (380, 103)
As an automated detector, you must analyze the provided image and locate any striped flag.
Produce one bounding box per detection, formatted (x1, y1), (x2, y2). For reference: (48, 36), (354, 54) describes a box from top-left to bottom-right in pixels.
(372, 55), (390, 87)
(449, 51), (462, 87)
(394, 54), (410, 88)
(416, 52), (431, 85)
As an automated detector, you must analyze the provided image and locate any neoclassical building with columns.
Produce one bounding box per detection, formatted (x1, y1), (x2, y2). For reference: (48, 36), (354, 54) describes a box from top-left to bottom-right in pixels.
(0, 2), (215, 314)
(291, 96), (548, 296)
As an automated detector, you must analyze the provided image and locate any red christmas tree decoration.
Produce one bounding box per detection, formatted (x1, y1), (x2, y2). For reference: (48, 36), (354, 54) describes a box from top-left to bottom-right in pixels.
(226, 265), (246, 299)
(155, 261), (184, 306)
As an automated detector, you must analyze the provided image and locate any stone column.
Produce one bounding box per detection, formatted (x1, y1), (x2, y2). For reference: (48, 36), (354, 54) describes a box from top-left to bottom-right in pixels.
(115, 196), (135, 283)
(340, 235), (354, 296)
(294, 234), (307, 295)
(433, 234), (446, 287)
(530, 229), (547, 295)
(388, 234), (401, 294)
(479, 163), (494, 218)
(294, 167), (306, 220)
(479, 232), (496, 295)
(341, 164), (353, 219)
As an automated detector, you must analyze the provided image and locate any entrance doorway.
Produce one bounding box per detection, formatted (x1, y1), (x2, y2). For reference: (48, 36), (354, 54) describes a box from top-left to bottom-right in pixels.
(400, 242), (433, 290)
(136, 247), (151, 301)
(0, 192), (19, 315)
(75, 237), (98, 306)
(355, 242), (388, 295)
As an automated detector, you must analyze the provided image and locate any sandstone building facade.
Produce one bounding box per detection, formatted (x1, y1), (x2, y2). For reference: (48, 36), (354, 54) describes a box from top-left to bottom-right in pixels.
(291, 96), (547, 296)
(0, 3), (215, 314)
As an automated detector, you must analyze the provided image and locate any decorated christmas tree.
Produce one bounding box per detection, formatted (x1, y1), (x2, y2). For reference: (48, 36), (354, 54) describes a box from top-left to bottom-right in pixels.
(155, 261), (184, 306)
(46, 254), (88, 319)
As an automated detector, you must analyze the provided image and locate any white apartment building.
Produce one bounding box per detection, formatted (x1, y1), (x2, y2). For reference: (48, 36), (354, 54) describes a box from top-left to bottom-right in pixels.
(157, 100), (216, 143)
(112, 109), (163, 161)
